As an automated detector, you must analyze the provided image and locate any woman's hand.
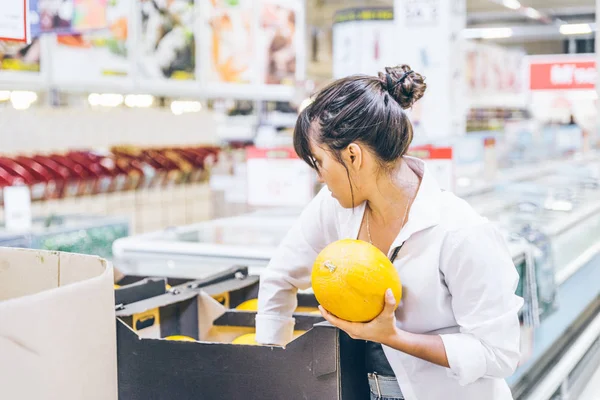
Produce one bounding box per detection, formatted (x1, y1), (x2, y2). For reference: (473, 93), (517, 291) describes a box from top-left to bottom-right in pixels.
(320, 289), (451, 368)
(319, 288), (400, 346)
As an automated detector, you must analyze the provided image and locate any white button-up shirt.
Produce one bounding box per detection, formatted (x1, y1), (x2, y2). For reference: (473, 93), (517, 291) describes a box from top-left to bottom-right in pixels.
(256, 156), (523, 400)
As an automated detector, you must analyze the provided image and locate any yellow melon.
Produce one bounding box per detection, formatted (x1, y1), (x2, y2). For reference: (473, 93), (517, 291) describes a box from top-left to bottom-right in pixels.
(231, 331), (306, 346)
(311, 239), (402, 322)
(235, 298), (259, 311)
(165, 335), (196, 342)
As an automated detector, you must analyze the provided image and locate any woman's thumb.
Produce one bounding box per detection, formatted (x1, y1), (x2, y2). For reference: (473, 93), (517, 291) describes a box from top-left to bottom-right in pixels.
(385, 288), (396, 309)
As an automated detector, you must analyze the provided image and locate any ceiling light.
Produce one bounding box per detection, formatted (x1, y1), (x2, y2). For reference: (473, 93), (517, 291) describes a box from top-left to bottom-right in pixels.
(463, 27), (513, 40)
(125, 94), (154, 108)
(0, 91), (10, 101)
(502, 0), (521, 10)
(88, 93), (124, 107)
(10, 91), (37, 110)
(171, 101), (202, 115)
(524, 7), (541, 20)
(559, 23), (592, 35)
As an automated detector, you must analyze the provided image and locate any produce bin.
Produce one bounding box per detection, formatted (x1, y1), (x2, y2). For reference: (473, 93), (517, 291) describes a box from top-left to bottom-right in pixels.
(115, 275), (363, 400)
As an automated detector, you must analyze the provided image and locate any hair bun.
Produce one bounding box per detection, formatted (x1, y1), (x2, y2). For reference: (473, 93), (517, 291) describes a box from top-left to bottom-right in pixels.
(378, 65), (427, 109)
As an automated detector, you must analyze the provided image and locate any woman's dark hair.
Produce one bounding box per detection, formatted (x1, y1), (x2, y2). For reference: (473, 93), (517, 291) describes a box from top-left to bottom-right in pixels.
(293, 64), (426, 205)
(294, 64), (426, 171)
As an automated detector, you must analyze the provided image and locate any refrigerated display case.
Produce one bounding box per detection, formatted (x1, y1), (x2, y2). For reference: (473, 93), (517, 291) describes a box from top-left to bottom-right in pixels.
(0, 232), (30, 248)
(112, 212), (533, 289)
(113, 214), (297, 278)
(0, 214), (130, 259)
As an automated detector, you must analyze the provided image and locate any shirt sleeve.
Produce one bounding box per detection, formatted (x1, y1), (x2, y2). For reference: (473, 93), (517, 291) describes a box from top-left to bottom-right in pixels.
(439, 222), (524, 386)
(255, 186), (336, 346)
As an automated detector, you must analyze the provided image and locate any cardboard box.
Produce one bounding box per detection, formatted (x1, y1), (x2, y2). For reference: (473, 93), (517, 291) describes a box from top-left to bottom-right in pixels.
(116, 282), (368, 400)
(0, 248), (118, 400)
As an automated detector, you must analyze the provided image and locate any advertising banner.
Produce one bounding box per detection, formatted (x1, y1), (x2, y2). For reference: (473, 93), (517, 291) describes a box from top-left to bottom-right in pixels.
(0, 38), (41, 73)
(204, 0), (254, 84)
(528, 55), (597, 127)
(38, 0), (108, 35)
(50, 0), (131, 86)
(137, 0), (195, 82)
(201, 0), (304, 99)
(529, 58), (596, 91)
(258, 0), (297, 86)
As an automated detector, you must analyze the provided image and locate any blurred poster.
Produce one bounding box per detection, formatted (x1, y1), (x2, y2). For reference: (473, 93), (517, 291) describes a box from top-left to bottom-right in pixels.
(0, 0), (41, 74)
(332, 8), (395, 79)
(0, 0), (30, 42)
(0, 38), (41, 72)
(38, 0), (108, 34)
(258, 1), (297, 85)
(205, 0), (253, 84)
(138, 0), (195, 80)
(466, 42), (524, 95)
(50, 0), (130, 83)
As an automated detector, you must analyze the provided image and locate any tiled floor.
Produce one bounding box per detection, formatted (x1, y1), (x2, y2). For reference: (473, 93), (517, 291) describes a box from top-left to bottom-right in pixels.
(578, 362), (600, 400)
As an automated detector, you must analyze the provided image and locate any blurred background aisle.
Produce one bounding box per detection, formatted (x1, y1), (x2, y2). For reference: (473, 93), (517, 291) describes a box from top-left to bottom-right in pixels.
(1, 1), (600, 399)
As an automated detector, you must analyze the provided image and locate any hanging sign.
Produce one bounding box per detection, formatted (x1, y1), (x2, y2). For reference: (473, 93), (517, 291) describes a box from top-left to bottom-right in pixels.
(529, 59), (596, 91)
(246, 147), (314, 207)
(0, 0), (30, 42)
(407, 145), (454, 192)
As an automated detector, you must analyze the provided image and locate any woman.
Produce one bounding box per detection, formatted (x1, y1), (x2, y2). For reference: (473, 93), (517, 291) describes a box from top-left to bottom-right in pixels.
(256, 65), (523, 400)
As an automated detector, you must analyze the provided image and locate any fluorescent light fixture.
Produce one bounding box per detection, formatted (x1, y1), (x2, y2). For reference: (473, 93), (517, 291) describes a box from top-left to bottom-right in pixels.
(524, 7), (541, 20)
(88, 93), (124, 107)
(88, 93), (101, 106)
(10, 91), (37, 110)
(502, 0), (521, 10)
(463, 27), (513, 40)
(559, 23), (592, 35)
(0, 91), (10, 101)
(171, 100), (202, 115)
(125, 94), (154, 108)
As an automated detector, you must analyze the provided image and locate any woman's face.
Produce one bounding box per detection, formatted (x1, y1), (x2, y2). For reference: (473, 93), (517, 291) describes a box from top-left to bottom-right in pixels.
(310, 142), (367, 209)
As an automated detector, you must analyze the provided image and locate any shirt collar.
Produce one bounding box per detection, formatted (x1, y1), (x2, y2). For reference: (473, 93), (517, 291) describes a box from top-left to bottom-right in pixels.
(338, 156), (442, 250)
(393, 156), (442, 247)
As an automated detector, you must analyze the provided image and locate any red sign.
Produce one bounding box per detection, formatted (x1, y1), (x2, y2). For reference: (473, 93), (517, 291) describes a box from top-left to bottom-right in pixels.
(0, 0), (29, 42)
(407, 145), (453, 160)
(530, 60), (596, 90)
(246, 147), (299, 160)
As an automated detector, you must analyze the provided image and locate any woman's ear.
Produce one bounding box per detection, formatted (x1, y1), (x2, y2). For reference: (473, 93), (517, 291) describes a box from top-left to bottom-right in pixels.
(344, 143), (363, 171)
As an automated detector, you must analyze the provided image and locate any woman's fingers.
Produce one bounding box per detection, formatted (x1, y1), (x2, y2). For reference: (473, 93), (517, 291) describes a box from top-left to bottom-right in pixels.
(319, 305), (354, 332)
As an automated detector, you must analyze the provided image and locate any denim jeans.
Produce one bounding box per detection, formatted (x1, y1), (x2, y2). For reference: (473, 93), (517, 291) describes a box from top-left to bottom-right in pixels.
(368, 374), (404, 400)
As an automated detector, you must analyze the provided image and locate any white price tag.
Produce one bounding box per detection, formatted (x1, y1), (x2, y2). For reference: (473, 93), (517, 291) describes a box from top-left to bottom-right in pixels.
(246, 147), (314, 207)
(4, 186), (32, 231)
(408, 146), (454, 192)
(483, 137), (498, 180)
(0, 0), (30, 42)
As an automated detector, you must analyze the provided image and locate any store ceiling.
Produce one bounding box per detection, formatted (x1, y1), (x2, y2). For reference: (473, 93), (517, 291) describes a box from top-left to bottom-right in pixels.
(467, 0), (595, 24)
(468, 0), (594, 13)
